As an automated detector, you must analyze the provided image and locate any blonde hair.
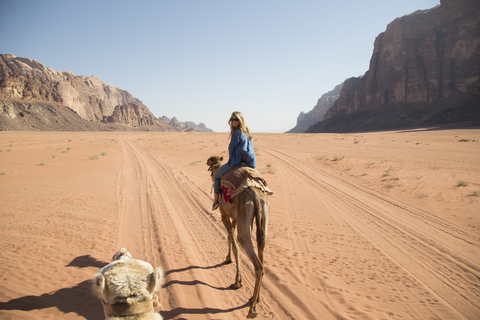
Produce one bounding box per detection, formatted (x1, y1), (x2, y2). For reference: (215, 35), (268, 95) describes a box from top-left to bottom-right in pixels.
(228, 111), (253, 140)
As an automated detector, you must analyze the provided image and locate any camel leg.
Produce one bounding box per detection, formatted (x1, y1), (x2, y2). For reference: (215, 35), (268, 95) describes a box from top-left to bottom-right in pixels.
(238, 229), (264, 318)
(237, 201), (263, 318)
(221, 213), (242, 289)
(255, 199), (269, 304)
(230, 225), (242, 289)
(221, 213), (234, 264)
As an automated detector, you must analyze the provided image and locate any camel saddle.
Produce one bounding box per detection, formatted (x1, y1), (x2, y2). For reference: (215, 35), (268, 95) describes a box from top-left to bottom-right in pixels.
(220, 165), (273, 203)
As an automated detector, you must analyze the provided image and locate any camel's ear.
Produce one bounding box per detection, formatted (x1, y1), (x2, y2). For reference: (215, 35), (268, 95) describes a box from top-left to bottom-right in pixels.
(93, 273), (106, 298)
(147, 267), (164, 293)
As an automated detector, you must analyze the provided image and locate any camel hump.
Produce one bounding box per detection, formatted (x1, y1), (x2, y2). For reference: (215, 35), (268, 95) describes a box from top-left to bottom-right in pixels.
(221, 166), (273, 199)
(221, 165), (263, 190)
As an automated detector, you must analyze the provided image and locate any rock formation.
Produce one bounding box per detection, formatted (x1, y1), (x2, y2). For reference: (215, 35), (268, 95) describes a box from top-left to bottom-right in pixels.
(103, 103), (165, 128)
(185, 121), (214, 132)
(0, 54), (210, 132)
(161, 116), (213, 132)
(0, 100), (107, 131)
(161, 116), (208, 132)
(287, 82), (343, 133)
(307, 0), (480, 133)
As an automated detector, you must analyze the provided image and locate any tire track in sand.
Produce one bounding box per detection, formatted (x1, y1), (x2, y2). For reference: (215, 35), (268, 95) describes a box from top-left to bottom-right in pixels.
(262, 147), (480, 320)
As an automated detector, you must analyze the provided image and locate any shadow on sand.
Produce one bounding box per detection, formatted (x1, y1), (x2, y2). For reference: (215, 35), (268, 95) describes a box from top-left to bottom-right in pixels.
(0, 255), (108, 320)
(164, 261), (235, 291)
(161, 262), (250, 319)
(0, 258), (247, 320)
(0, 281), (106, 319)
(165, 261), (229, 276)
(66, 254), (108, 269)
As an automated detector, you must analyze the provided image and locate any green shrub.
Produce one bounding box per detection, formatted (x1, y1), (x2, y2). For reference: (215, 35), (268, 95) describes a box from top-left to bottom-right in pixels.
(457, 180), (469, 187)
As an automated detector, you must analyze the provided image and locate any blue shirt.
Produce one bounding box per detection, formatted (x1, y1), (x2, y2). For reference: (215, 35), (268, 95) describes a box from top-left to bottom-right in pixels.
(227, 129), (256, 168)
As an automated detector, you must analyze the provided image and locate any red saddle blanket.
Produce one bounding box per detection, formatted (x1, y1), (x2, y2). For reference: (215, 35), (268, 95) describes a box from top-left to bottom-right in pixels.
(220, 165), (272, 202)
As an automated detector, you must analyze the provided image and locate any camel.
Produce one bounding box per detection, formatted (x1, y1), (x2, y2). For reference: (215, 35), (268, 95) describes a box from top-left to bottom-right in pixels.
(206, 156), (270, 318)
(93, 248), (163, 320)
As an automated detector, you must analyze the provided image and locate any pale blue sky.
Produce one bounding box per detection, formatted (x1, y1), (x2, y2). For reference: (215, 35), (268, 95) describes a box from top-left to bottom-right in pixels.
(1, 0), (439, 132)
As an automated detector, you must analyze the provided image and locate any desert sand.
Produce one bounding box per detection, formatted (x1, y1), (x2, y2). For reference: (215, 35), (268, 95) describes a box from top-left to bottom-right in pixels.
(0, 129), (479, 320)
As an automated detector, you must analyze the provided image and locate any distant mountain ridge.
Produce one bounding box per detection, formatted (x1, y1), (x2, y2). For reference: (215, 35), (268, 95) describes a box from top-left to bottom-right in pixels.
(0, 54), (212, 132)
(161, 116), (213, 132)
(303, 0), (480, 133)
(287, 82), (343, 133)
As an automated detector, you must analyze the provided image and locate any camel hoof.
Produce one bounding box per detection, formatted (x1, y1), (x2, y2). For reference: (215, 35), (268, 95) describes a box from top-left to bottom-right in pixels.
(230, 282), (242, 289)
(225, 258), (232, 264)
(247, 311), (257, 318)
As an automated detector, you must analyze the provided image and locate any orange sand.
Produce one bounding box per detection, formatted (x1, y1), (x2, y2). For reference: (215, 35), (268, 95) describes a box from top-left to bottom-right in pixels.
(0, 129), (479, 319)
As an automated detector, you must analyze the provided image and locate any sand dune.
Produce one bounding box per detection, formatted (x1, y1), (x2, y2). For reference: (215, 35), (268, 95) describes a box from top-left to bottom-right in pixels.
(0, 129), (479, 319)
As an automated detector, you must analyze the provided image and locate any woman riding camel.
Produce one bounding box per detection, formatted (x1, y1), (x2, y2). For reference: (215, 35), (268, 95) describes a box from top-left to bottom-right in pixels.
(212, 111), (256, 210)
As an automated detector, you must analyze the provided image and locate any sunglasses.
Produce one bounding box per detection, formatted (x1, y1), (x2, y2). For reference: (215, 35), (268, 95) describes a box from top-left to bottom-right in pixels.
(230, 118), (239, 122)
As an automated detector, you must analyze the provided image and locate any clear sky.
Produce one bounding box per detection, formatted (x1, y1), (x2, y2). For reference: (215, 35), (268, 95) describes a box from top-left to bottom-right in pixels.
(1, 0), (440, 133)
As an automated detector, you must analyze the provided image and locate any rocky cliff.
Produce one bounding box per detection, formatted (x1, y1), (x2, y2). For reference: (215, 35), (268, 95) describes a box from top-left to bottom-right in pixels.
(0, 54), (208, 132)
(307, 0), (480, 133)
(287, 82), (343, 133)
(0, 100), (108, 131)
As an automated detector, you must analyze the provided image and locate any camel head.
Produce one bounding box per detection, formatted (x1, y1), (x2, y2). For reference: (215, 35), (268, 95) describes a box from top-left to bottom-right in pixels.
(206, 156), (223, 179)
(93, 253), (163, 319)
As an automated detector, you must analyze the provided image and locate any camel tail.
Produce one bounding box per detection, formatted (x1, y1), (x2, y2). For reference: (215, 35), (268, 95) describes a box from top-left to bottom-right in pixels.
(253, 189), (266, 249)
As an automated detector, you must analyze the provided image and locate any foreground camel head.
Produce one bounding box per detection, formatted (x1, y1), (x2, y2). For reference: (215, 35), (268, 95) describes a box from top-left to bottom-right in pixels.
(93, 248), (163, 319)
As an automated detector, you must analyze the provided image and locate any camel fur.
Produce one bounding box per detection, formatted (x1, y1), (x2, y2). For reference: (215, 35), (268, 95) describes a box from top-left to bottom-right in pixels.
(93, 248), (163, 320)
(207, 156), (269, 318)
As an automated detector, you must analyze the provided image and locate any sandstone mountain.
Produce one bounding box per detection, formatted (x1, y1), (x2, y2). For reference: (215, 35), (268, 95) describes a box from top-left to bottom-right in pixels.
(307, 0), (480, 133)
(287, 82), (343, 133)
(0, 54), (208, 132)
(0, 100), (109, 131)
(184, 121), (214, 133)
(161, 116), (213, 132)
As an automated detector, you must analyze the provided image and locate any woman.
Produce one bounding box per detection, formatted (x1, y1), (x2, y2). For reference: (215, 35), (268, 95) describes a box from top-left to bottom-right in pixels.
(212, 111), (256, 210)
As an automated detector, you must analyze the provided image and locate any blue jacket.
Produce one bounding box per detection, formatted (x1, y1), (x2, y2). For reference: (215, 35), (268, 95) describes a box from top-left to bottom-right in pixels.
(228, 129), (256, 168)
